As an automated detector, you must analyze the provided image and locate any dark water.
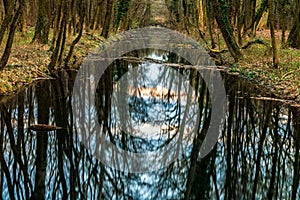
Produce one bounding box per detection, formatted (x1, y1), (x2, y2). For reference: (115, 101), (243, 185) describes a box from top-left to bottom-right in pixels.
(0, 49), (299, 200)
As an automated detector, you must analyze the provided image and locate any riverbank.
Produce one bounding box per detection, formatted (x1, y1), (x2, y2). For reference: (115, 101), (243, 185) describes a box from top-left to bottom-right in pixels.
(0, 28), (300, 106)
(229, 31), (300, 105)
(0, 28), (103, 94)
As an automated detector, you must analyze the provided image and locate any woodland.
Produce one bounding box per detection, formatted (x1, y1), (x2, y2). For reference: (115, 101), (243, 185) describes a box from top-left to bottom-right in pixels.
(0, 1), (300, 199)
(0, 0), (299, 102)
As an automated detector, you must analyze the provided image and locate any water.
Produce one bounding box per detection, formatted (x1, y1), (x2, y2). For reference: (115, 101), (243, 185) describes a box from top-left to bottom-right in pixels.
(0, 49), (299, 199)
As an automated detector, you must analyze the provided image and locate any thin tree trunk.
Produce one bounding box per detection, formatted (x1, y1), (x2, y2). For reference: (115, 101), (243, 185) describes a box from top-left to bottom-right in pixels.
(64, 0), (85, 66)
(206, 0), (217, 49)
(19, 0), (27, 36)
(0, 0), (25, 71)
(48, 0), (69, 71)
(32, 0), (50, 44)
(198, 0), (204, 32)
(101, 0), (113, 38)
(268, 0), (279, 68)
(287, 1), (300, 49)
(0, 1), (15, 46)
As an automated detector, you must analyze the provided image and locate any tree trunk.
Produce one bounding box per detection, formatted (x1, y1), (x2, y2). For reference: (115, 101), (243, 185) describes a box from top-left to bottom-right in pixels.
(32, 0), (51, 44)
(211, 0), (243, 62)
(64, 0), (85, 66)
(287, 1), (300, 49)
(206, 0), (217, 49)
(101, 0), (113, 38)
(198, 0), (204, 32)
(0, 0), (25, 71)
(0, 1), (15, 46)
(19, 0), (27, 36)
(48, 0), (69, 71)
(268, 0), (279, 68)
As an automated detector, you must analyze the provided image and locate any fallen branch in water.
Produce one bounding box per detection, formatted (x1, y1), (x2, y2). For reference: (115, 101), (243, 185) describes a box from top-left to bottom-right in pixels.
(28, 124), (66, 132)
(117, 56), (227, 71)
(249, 96), (300, 107)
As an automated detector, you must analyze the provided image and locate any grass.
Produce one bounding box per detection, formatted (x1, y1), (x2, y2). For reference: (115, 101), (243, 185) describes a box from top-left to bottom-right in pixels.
(225, 31), (300, 103)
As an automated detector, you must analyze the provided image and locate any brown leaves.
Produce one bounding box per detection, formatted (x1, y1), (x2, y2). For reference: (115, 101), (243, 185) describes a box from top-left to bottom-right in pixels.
(0, 29), (103, 95)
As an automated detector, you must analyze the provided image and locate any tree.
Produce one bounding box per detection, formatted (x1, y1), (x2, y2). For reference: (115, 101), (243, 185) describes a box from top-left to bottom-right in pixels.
(211, 0), (243, 61)
(0, 1), (15, 45)
(287, 0), (300, 48)
(48, 0), (70, 71)
(32, 0), (51, 44)
(64, 0), (86, 66)
(268, 0), (279, 68)
(101, 0), (114, 38)
(0, 0), (26, 70)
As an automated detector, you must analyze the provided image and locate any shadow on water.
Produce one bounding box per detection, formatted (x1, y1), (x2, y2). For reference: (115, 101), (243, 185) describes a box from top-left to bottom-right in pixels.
(0, 49), (299, 199)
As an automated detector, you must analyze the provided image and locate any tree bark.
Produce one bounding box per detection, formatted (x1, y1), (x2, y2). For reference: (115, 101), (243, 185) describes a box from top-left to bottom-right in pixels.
(211, 0), (243, 62)
(287, 0), (300, 49)
(101, 0), (113, 38)
(268, 0), (279, 68)
(64, 0), (85, 66)
(32, 0), (51, 44)
(0, 0), (25, 71)
(0, 1), (15, 46)
(48, 0), (69, 71)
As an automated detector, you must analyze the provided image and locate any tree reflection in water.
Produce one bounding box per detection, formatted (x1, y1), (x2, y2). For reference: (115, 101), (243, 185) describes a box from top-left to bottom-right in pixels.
(0, 49), (299, 199)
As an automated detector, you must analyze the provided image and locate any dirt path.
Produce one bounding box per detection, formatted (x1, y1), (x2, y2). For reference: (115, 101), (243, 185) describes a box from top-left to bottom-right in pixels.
(150, 0), (169, 25)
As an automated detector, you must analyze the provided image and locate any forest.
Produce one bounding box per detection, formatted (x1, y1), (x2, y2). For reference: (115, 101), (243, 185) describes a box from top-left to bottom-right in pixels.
(0, 0), (300, 199)
(0, 0), (299, 101)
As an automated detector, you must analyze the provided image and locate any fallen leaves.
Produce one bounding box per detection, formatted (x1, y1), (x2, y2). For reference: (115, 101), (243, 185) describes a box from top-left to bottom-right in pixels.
(234, 40), (300, 103)
(0, 30), (103, 95)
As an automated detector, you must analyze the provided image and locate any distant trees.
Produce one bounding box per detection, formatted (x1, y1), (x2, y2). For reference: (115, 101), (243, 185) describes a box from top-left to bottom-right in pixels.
(166, 0), (298, 65)
(0, 0), (299, 71)
(0, 0), (135, 71)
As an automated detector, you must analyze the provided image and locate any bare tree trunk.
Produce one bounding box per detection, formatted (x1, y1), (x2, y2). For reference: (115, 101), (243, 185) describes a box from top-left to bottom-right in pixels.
(48, 0), (69, 71)
(32, 0), (51, 44)
(64, 0), (85, 66)
(211, 0), (243, 61)
(19, 0), (27, 36)
(268, 0), (279, 68)
(198, 0), (204, 32)
(0, 1), (15, 46)
(206, 0), (217, 49)
(0, 0), (25, 71)
(101, 0), (113, 38)
(287, 0), (300, 49)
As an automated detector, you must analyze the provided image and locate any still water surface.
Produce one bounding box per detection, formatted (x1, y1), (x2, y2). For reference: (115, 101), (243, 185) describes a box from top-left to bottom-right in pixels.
(0, 49), (299, 199)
